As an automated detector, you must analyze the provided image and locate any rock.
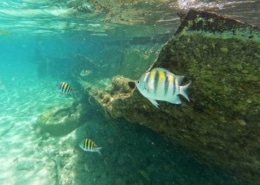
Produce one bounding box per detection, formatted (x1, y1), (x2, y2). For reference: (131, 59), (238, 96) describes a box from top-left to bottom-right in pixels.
(82, 10), (260, 183)
(35, 101), (85, 136)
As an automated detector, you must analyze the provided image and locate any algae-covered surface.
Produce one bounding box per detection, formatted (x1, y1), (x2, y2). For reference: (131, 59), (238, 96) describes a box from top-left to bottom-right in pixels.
(84, 10), (260, 183)
(151, 33), (260, 181)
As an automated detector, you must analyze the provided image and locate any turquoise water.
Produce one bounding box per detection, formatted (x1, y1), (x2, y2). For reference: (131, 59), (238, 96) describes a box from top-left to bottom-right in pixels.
(0, 1), (259, 185)
(0, 64), (257, 185)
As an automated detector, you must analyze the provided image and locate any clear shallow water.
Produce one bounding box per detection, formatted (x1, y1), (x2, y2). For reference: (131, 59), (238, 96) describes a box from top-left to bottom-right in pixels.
(0, 0), (259, 38)
(0, 0), (259, 185)
(0, 76), (257, 185)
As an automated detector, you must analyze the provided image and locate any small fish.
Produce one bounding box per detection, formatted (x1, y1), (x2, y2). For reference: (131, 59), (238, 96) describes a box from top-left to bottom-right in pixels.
(135, 68), (191, 108)
(79, 138), (102, 155)
(80, 69), (91, 77)
(57, 82), (73, 95)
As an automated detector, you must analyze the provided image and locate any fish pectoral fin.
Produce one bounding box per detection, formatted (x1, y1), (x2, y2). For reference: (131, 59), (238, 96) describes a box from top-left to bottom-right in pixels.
(148, 99), (159, 108)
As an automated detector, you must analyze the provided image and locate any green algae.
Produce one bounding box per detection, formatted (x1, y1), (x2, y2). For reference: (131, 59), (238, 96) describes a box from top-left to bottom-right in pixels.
(83, 10), (260, 183)
(155, 33), (259, 121)
(153, 16), (260, 180)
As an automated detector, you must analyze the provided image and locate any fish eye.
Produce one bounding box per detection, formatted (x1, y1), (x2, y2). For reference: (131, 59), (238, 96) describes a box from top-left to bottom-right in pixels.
(128, 81), (135, 89)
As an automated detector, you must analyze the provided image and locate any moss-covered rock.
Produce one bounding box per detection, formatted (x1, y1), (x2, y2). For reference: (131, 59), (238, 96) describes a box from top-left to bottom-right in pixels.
(82, 10), (260, 183)
(35, 102), (84, 136)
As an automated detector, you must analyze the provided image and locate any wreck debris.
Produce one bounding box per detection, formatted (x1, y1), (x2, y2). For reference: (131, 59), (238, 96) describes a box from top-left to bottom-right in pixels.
(83, 9), (260, 183)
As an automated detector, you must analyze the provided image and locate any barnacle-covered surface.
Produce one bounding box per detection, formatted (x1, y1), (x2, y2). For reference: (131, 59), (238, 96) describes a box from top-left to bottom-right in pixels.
(174, 9), (260, 38)
(79, 76), (136, 119)
(83, 9), (260, 183)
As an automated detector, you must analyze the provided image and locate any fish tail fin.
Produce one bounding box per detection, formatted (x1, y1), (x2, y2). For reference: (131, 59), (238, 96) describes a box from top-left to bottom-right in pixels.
(179, 81), (191, 102)
(96, 147), (102, 156)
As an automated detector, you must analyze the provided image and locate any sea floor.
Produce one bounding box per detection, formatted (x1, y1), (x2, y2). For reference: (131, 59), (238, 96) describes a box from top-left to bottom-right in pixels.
(0, 75), (257, 185)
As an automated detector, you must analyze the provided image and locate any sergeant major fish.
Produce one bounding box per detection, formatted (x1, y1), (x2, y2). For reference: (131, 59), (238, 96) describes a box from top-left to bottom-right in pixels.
(79, 138), (102, 156)
(57, 82), (73, 95)
(135, 68), (191, 108)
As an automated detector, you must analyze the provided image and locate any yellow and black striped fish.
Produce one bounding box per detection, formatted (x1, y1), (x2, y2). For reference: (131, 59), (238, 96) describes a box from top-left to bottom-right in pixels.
(57, 82), (73, 95)
(135, 68), (191, 108)
(79, 138), (102, 155)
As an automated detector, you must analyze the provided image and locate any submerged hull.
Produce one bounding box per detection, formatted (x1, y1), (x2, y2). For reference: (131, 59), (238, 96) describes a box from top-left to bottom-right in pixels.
(82, 10), (260, 183)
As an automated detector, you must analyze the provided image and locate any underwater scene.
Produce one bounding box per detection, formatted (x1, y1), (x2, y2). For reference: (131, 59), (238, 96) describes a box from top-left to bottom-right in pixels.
(0, 0), (259, 185)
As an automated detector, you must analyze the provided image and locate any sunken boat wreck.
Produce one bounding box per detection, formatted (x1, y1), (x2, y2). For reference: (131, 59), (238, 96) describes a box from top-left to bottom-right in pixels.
(36, 9), (260, 183)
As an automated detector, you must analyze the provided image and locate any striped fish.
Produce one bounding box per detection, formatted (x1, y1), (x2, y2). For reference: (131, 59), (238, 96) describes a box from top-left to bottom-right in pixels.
(57, 82), (73, 95)
(135, 68), (191, 108)
(79, 138), (102, 155)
